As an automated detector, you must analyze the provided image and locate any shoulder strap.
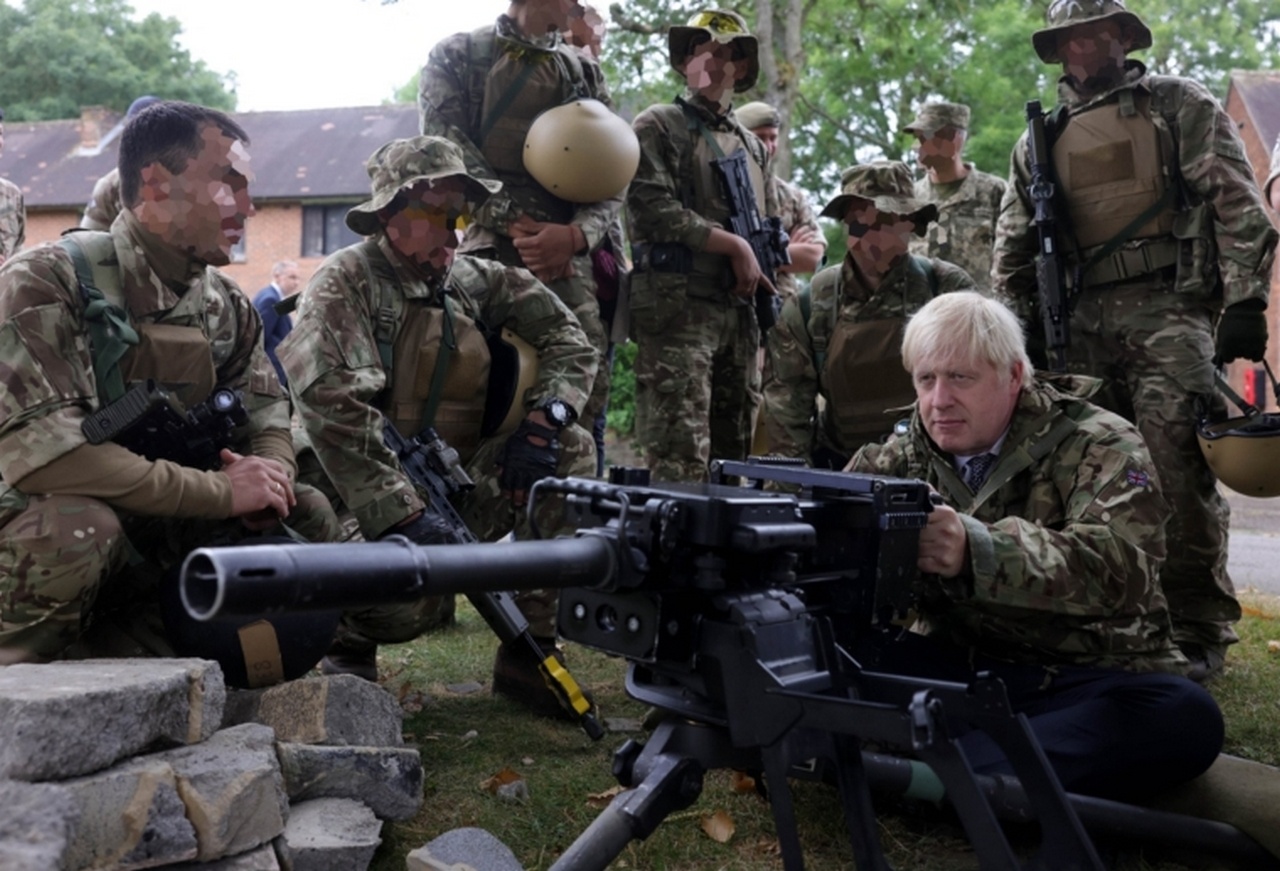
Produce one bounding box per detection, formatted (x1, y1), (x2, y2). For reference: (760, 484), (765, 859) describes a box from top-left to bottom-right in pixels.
(59, 233), (137, 403)
(352, 241), (403, 373)
(467, 28), (497, 139)
(807, 268), (842, 377)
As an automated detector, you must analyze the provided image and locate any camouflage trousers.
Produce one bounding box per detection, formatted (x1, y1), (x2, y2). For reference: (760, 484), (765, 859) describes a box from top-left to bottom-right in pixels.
(0, 484), (343, 664)
(1068, 283), (1237, 651)
(336, 422), (597, 644)
(634, 297), (761, 483)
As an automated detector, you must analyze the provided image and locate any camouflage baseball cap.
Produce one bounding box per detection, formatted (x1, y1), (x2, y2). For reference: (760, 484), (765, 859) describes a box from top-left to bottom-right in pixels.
(736, 100), (780, 130)
(902, 101), (971, 136)
(668, 9), (760, 93)
(820, 161), (939, 230)
(1032, 0), (1152, 64)
(346, 136), (502, 236)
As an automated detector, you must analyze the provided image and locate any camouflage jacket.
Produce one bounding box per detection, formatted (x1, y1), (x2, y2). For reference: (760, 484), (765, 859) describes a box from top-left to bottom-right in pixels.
(909, 165), (1004, 292)
(0, 212), (287, 508)
(764, 255), (974, 460)
(993, 62), (1277, 315)
(418, 14), (621, 252)
(627, 94), (780, 295)
(775, 176), (824, 300)
(80, 169), (122, 232)
(278, 239), (597, 538)
(0, 177), (25, 261)
(850, 375), (1183, 671)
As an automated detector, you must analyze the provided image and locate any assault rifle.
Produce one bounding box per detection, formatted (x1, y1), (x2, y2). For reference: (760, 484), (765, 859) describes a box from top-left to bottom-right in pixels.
(382, 420), (602, 740)
(179, 461), (1276, 870)
(1026, 101), (1070, 372)
(81, 379), (248, 471)
(712, 148), (790, 335)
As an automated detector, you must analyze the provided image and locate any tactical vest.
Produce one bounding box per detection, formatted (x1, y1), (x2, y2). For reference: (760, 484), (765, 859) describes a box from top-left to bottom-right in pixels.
(470, 27), (588, 224)
(352, 242), (493, 461)
(61, 233), (216, 410)
(793, 257), (938, 451)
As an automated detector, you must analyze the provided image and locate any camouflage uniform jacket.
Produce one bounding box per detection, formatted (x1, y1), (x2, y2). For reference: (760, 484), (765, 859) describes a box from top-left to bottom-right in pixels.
(80, 169), (122, 232)
(627, 93), (780, 296)
(850, 376), (1183, 672)
(0, 176), (25, 260)
(764, 255), (974, 460)
(0, 212), (289, 510)
(909, 165), (1004, 292)
(992, 61), (1277, 313)
(418, 14), (621, 253)
(775, 176), (824, 300)
(279, 239), (597, 538)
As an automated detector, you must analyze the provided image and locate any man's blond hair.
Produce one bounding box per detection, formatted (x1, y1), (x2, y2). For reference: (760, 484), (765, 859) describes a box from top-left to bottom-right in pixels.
(902, 291), (1034, 388)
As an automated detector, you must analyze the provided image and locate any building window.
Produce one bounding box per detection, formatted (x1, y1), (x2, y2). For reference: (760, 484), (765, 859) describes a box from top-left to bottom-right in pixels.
(302, 203), (362, 257)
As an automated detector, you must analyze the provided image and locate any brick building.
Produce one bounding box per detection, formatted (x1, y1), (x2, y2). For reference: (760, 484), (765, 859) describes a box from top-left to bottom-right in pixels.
(0, 103), (419, 294)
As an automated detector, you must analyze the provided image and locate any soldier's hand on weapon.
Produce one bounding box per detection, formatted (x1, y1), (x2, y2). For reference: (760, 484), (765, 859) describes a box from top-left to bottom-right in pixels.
(495, 411), (560, 509)
(220, 449), (294, 529)
(706, 228), (773, 300)
(1214, 300), (1269, 364)
(917, 502), (967, 578)
(509, 215), (582, 282)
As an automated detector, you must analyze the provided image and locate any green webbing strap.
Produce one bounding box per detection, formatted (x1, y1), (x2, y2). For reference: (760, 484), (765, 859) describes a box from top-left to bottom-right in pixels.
(1078, 184), (1177, 280)
(693, 115), (730, 160)
(480, 59), (542, 144)
(59, 236), (138, 404)
(420, 293), (458, 434)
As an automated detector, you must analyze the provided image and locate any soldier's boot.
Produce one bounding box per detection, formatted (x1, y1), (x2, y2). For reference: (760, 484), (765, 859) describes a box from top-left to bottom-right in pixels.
(320, 637), (378, 682)
(492, 637), (593, 721)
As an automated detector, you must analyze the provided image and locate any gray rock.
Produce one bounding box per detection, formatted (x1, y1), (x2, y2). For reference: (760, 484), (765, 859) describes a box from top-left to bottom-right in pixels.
(0, 780), (78, 871)
(282, 798), (381, 871)
(222, 675), (402, 746)
(173, 843), (281, 869)
(276, 743), (422, 821)
(0, 658), (225, 781)
(406, 828), (523, 871)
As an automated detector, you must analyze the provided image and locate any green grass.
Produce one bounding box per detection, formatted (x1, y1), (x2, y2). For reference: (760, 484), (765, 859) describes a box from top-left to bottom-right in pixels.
(367, 594), (1280, 871)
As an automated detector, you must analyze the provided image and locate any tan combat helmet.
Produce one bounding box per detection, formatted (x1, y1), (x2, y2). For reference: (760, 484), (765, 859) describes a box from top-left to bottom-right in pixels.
(1197, 367), (1280, 498)
(820, 160), (939, 236)
(667, 9), (760, 93)
(1032, 0), (1153, 64)
(523, 99), (640, 203)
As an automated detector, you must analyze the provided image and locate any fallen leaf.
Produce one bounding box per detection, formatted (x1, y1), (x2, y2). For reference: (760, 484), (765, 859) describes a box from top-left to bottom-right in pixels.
(730, 770), (757, 794)
(480, 767), (524, 794)
(1267, 640), (1280, 654)
(701, 809), (736, 843)
(586, 785), (625, 808)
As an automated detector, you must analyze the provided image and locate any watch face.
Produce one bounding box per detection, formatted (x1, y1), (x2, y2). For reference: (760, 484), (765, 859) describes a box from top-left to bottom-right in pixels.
(548, 400), (570, 427)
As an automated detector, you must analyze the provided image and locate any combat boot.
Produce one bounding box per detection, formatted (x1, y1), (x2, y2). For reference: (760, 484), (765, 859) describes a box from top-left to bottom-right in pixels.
(320, 637), (378, 682)
(492, 637), (593, 721)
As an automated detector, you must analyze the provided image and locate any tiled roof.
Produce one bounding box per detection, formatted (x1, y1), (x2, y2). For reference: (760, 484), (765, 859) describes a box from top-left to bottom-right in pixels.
(1230, 69), (1280, 157)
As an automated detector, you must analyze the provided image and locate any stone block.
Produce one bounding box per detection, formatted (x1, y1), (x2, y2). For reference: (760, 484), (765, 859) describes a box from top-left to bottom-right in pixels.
(222, 675), (402, 747)
(406, 828), (523, 871)
(0, 779), (78, 871)
(0, 659), (225, 781)
(173, 842), (282, 869)
(282, 798), (381, 871)
(277, 742), (422, 821)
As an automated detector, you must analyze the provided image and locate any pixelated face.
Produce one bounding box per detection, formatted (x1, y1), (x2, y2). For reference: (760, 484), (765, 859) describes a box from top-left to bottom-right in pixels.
(680, 39), (747, 103)
(913, 126), (965, 170)
(844, 201), (915, 271)
(750, 124), (779, 157)
(523, 0), (581, 36)
(381, 179), (470, 273)
(137, 125), (255, 267)
(913, 354), (1022, 456)
(1057, 19), (1128, 82)
(565, 4), (606, 58)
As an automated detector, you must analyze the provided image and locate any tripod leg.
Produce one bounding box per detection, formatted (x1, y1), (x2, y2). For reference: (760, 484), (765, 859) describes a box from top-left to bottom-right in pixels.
(831, 735), (893, 871)
(761, 745), (808, 871)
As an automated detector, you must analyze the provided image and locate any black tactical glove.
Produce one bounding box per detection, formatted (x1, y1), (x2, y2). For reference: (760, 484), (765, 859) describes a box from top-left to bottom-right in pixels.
(1215, 300), (1269, 364)
(381, 506), (457, 545)
(498, 418), (561, 495)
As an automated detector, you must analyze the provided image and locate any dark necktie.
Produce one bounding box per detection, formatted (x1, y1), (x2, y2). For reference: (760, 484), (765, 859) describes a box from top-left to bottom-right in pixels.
(965, 452), (997, 491)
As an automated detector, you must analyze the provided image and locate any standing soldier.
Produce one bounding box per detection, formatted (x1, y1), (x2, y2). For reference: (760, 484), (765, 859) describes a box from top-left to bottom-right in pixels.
(277, 136), (598, 713)
(418, 0), (622, 461)
(764, 161), (975, 468)
(627, 9), (780, 483)
(991, 0), (1278, 681)
(0, 108), (26, 265)
(903, 101), (1005, 293)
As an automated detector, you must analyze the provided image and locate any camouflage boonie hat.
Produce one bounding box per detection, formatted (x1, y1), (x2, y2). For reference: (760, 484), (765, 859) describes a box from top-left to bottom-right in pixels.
(346, 136), (502, 236)
(820, 161), (939, 231)
(902, 101), (971, 136)
(736, 100), (780, 130)
(668, 9), (760, 93)
(1032, 0), (1152, 64)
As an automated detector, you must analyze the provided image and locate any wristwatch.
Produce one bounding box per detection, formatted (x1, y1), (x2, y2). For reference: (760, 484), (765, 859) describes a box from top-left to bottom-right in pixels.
(536, 396), (576, 428)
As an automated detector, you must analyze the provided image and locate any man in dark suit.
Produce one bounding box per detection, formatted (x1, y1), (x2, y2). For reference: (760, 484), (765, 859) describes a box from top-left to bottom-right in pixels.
(252, 260), (302, 386)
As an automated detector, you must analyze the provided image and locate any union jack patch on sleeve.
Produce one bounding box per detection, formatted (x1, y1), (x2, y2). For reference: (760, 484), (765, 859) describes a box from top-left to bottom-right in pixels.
(1125, 469), (1152, 488)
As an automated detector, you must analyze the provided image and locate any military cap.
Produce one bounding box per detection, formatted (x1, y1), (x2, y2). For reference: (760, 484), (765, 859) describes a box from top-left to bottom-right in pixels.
(346, 136), (502, 236)
(902, 101), (970, 136)
(1032, 0), (1152, 64)
(820, 160), (939, 232)
(736, 100), (780, 130)
(668, 9), (759, 93)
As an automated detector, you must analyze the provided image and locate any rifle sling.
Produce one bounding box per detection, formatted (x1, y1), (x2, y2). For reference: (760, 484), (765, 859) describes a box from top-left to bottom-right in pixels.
(60, 235), (138, 404)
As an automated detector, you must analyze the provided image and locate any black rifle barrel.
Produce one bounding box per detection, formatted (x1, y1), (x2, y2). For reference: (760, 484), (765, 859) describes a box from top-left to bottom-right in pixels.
(180, 534), (618, 622)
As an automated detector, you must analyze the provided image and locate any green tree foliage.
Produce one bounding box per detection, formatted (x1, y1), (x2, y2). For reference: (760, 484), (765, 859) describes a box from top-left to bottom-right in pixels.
(0, 0), (235, 121)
